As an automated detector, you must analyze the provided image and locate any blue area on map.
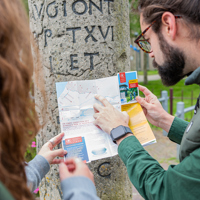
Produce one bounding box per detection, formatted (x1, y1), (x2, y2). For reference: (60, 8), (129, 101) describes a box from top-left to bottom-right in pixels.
(92, 147), (107, 155)
(63, 137), (89, 162)
(56, 82), (68, 98)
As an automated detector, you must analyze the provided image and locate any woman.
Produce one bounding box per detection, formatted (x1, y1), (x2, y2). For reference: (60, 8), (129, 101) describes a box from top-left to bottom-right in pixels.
(0, 0), (99, 199)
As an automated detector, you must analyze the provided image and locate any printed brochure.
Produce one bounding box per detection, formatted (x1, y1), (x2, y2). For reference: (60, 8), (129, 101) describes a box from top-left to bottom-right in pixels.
(56, 72), (156, 163)
(118, 71), (139, 105)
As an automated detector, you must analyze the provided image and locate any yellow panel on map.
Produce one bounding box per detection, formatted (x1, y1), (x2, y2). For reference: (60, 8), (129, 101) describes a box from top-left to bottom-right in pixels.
(129, 79), (138, 84)
(121, 103), (156, 146)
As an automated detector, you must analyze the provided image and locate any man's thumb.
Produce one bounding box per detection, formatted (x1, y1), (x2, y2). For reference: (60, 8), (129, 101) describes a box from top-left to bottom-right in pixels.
(59, 162), (70, 181)
(136, 96), (149, 109)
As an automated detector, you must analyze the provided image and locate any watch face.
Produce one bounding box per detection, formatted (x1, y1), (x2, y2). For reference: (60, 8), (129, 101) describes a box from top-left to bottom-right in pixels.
(111, 125), (126, 140)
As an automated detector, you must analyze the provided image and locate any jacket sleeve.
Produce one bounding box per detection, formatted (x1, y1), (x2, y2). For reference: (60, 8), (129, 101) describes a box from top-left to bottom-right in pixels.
(118, 135), (200, 200)
(61, 176), (100, 200)
(25, 155), (50, 192)
(167, 117), (189, 144)
(0, 182), (15, 200)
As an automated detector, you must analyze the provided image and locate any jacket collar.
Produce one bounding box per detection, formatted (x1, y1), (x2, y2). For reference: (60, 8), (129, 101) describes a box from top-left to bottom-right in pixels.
(185, 67), (200, 85)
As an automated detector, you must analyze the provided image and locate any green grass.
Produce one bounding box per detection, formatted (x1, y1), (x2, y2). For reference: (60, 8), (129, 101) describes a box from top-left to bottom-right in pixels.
(158, 157), (179, 165)
(140, 79), (200, 121)
(138, 70), (158, 76)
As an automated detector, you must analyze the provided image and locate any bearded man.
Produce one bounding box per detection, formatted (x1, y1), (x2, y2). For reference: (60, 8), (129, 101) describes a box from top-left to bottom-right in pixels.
(93, 0), (200, 199)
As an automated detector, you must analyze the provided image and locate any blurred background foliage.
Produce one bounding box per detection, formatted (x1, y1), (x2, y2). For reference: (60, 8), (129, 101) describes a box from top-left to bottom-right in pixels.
(22, 0), (28, 12)
(129, 0), (141, 37)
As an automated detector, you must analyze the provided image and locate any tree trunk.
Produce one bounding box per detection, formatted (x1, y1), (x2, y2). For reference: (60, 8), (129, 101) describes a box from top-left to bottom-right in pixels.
(28, 0), (132, 199)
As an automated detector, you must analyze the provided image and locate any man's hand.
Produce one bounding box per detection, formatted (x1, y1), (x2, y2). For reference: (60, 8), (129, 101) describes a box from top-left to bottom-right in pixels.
(59, 158), (95, 184)
(93, 95), (129, 134)
(38, 133), (67, 164)
(136, 85), (174, 132)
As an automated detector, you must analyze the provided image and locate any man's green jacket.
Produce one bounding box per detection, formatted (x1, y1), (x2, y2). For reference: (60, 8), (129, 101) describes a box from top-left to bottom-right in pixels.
(118, 117), (200, 200)
(118, 67), (200, 200)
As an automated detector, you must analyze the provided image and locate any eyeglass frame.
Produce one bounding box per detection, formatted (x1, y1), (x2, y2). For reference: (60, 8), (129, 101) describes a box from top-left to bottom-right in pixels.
(134, 15), (182, 53)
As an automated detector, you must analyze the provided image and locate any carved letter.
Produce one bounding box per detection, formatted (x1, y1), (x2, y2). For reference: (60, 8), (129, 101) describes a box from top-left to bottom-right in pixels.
(98, 26), (110, 40)
(34, 3), (44, 19)
(89, 0), (103, 15)
(84, 52), (99, 70)
(85, 26), (98, 43)
(49, 56), (53, 72)
(72, 0), (88, 15)
(45, 29), (52, 47)
(46, 1), (58, 18)
(104, 0), (114, 14)
(70, 54), (79, 70)
(111, 26), (114, 41)
(63, 0), (67, 16)
(66, 27), (81, 43)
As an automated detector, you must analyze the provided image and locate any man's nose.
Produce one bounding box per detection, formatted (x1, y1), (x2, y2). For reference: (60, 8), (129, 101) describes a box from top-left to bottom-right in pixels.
(149, 49), (154, 58)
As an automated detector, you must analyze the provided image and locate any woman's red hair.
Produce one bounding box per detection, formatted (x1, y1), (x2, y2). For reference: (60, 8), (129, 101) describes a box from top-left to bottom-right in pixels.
(0, 0), (45, 199)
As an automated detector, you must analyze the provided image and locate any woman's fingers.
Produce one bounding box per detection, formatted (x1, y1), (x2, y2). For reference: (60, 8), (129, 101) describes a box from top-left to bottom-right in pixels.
(48, 132), (64, 149)
(51, 159), (64, 164)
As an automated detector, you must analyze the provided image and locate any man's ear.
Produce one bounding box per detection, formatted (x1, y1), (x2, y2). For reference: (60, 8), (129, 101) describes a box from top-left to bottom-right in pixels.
(161, 12), (177, 40)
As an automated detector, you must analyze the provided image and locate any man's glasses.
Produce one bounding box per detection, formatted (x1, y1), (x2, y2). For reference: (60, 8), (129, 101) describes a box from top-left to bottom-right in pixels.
(134, 15), (182, 53)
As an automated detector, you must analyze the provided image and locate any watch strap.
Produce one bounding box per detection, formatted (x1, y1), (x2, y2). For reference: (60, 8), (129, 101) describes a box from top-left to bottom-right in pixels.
(124, 126), (132, 135)
(110, 125), (132, 143)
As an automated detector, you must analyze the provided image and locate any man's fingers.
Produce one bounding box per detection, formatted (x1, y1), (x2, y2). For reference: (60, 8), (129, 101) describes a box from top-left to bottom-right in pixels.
(94, 106), (99, 113)
(136, 96), (151, 110)
(122, 111), (129, 118)
(93, 113), (100, 120)
(93, 119), (99, 127)
(122, 111), (129, 123)
(94, 95), (110, 107)
(93, 103), (103, 113)
(138, 85), (152, 97)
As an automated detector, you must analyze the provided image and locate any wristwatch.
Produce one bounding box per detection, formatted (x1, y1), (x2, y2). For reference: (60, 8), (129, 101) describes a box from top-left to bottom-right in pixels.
(110, 125), (133, 143)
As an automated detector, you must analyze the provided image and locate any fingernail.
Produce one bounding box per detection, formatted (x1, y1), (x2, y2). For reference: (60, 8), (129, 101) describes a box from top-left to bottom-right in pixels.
(64, 150), (68, 154)
(74, 157), (82, 164)
(137, 96), (141, 100)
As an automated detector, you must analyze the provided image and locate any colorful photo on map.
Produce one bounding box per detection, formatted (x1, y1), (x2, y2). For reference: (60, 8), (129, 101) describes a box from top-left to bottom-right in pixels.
(62, 136), (89, 163)
(117, 71), (139, 105)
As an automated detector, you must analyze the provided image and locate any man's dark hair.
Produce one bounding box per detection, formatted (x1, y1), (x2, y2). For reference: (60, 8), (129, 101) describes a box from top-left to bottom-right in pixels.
(138, 0), (200, 39)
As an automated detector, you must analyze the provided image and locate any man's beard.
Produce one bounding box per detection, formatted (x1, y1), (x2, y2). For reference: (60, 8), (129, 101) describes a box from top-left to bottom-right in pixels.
(153, 33), (185, 86)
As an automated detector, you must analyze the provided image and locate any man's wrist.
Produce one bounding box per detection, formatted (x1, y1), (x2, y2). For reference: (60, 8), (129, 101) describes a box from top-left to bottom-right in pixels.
(158, 113), (175, 133)
(110, 125), (133, 144)
(116, 133), (133, 145)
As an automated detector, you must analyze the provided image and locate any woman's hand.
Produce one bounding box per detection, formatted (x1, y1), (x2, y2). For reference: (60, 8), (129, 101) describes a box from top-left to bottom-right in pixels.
(38, 132), (67, 164)
(59, 158), (94, 184)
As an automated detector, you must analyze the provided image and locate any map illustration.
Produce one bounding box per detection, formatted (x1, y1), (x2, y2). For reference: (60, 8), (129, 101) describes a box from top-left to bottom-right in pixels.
(56, 76), (120, 162)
